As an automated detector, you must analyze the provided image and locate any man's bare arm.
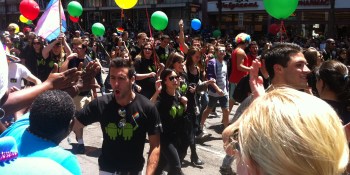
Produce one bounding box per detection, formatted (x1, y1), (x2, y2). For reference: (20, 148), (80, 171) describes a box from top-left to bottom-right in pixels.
(146, 134), (160, 175)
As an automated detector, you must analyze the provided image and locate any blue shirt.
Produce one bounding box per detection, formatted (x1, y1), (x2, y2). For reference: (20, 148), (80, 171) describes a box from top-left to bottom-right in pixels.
(0, 113), (81, 175)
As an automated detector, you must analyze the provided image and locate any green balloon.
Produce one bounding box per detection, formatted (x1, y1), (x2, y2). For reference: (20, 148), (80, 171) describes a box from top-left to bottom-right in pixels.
(67, 1), (83, 17)
(151, 11), (168, 31)
(92, 23), (105, 37)
(213, 29), (221, 38)
(26, 20), (33, 25)
(263, 0), (298, 19)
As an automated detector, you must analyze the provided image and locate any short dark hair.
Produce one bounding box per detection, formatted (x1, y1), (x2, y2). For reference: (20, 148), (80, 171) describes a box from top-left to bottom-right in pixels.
(264, 42), (303, 79)
(29, 90), (75, 140)
(161, 35), (170, 40)
(110, 57), (135, 78)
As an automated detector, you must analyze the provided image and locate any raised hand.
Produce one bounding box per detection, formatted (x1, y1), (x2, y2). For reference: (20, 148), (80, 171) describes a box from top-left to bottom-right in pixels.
(249, 59), (264, 99)
(155, 80), (162, 93)
(77, 61), (101, 92)
(45, 63), (80, 90)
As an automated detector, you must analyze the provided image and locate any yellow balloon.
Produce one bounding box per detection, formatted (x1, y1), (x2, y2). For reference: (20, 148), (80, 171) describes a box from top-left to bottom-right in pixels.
(9, 23), (20, 34)
(19, 15), (29, 23)
(115, 0), (138, 9)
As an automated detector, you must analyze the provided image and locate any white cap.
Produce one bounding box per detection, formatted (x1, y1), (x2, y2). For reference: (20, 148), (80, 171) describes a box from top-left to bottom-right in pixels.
(0, 41), (8, 100)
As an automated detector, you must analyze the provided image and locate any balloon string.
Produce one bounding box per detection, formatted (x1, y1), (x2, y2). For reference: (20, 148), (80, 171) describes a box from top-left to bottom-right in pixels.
(279, 21), (288, 42)
(143, 0), (153, 38)
(121, 9), (124, 27)
(143, 0), (159, 74)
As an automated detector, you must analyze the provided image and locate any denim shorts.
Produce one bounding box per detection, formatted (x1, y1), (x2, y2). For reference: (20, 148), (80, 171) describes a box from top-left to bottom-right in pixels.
(208, 95), (229, 109)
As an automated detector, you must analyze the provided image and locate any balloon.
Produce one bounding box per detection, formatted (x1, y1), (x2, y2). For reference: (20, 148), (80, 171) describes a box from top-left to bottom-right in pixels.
(69, 16), (79, 23)
(26, 20), (33, 25)
(19, 15), (29, 23)
(9, 23), (20, 34)
(67, 1), (83, 17)
(151, 11), (168, 31)
(191, 19), (201, 31)
(263, 0), (298, 19)
(268, 23), (280, 35)
(19, 0), (40, 20)
(92, 23), (105, 37)
(213, 29), (221, 38)
(115, 0), (138, 9)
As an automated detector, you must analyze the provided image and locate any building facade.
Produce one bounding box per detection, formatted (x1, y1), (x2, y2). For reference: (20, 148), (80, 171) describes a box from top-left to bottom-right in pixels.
(1, 0), (349, 39)
(0, 0), (201, 34)
(205, 0), (350, 38)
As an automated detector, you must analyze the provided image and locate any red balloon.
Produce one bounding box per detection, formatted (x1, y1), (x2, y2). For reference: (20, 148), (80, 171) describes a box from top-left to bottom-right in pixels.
(69, 16), (80, 23)
(269, 24), (280, 35)
(19, 0), (40, 21)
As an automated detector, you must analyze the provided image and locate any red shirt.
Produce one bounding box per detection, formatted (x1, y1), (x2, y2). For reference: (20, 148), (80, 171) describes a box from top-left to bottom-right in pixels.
(229, 48), (251, 83)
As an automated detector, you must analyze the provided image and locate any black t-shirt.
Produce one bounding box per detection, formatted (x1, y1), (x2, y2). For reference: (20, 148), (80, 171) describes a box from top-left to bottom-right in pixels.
(76, 93), (162, 172)
(68, 55), (93, 96)
(324, 99), (350, 125)
(130, 45), (141, 60)
(155, 45), (169, 64)
(156, 91), (185, 135)
(134, 57), (156, 99)
(37, 52), (63, 82)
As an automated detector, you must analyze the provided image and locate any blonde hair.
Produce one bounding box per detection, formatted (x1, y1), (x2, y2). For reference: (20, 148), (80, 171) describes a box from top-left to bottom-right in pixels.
(238, 87), (349, 175)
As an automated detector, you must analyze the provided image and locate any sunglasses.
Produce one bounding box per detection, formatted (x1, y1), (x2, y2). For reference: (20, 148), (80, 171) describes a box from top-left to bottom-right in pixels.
(169, 75), (180, 81)
(143, 48), (152, 51)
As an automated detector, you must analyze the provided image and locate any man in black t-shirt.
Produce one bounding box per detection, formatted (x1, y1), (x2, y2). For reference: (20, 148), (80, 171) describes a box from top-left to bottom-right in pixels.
(73, 58), (161, 174)
(155, 35), (170, 64)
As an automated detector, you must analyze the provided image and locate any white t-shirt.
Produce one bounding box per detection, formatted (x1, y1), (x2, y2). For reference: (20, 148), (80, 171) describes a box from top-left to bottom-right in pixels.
(8, 62), (31, 89)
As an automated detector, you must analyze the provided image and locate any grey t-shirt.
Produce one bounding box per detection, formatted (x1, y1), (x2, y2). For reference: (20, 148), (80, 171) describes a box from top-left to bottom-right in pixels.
(208, 59), (228, 97)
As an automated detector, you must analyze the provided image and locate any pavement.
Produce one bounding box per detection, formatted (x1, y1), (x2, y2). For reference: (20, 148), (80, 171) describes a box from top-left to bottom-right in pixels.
(59, 67), (239, 175)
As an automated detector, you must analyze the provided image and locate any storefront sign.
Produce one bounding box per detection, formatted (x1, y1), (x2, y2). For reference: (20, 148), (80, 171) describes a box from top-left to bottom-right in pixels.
(299, 0), (330, 6)
(218, 2), (258, 10)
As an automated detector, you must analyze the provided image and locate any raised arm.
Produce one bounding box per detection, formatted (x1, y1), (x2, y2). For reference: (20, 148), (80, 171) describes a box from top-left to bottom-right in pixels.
(178, 19), (189, 54)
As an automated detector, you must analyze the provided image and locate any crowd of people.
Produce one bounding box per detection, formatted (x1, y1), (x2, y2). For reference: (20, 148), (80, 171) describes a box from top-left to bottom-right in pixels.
(1, 18), (350, 175)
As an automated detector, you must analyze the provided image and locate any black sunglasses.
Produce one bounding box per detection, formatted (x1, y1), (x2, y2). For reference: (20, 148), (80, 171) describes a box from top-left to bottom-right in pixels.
(169, 75), (180, 81)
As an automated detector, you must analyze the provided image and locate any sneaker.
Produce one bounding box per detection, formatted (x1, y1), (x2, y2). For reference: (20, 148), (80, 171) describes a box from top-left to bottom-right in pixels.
(72, 143), (85, 154)
(219, 166), (236, 175)
(209, 111), (219, 118)
(197, 129), (212, 139)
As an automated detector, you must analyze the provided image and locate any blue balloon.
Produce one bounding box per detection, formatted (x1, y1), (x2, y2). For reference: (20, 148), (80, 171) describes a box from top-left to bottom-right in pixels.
(191, 19), (201, 31)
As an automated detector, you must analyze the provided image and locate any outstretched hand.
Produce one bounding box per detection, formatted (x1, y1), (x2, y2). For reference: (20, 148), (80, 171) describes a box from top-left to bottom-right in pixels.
(77, 61), (101, 92)
(249, 59), (264, 99)
(45, 63), (81, 90)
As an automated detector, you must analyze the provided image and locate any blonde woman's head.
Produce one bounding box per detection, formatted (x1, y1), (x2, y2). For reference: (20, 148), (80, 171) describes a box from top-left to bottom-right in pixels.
(238, 87), (349, 175)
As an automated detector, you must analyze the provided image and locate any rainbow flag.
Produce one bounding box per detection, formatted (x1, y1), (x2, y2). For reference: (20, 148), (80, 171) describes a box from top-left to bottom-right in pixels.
(117, 27), (124, 35)
(35, 0), (66, 42)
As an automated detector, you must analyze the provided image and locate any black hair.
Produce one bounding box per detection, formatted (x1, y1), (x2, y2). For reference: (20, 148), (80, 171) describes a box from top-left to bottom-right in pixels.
(316, 60), (350, 111)
(29, 90), (75, 140)
(264, 42), (303, 79)
(160, 68), (175, 93)
(110, 57), (135, 79)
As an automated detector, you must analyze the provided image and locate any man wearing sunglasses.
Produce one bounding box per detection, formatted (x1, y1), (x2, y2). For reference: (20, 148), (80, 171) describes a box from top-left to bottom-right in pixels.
(61, 38), (95, 154)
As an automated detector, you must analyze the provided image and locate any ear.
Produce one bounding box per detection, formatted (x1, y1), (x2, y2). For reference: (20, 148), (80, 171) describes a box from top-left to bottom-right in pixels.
(273, 64), (284, 75)
(130, 75), (135, 84)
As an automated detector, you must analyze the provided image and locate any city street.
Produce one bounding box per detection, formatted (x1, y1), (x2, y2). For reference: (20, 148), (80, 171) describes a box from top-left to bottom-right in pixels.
(59, 67), (239, 175)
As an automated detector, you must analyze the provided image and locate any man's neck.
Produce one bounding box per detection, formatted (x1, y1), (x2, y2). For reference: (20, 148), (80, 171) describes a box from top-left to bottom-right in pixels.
(217, 57), (224, 63)
(116, 91), (136, 106)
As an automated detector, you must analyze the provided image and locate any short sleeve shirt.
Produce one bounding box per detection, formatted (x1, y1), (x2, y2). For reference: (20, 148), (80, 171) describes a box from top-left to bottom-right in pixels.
(76, 93), (162, 172)
(8, 62), (31, 89)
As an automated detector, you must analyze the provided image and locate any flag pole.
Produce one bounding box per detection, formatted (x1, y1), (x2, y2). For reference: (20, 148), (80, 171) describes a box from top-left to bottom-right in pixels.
(59, 0), (62, 33)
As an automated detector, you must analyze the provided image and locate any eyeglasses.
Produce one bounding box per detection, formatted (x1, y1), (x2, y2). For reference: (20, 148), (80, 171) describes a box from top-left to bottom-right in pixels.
(74, 47), (83, 50)
(143, 48), (152, 51)
(218, 49), (226, 53)
(169, 75), (180, 81)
